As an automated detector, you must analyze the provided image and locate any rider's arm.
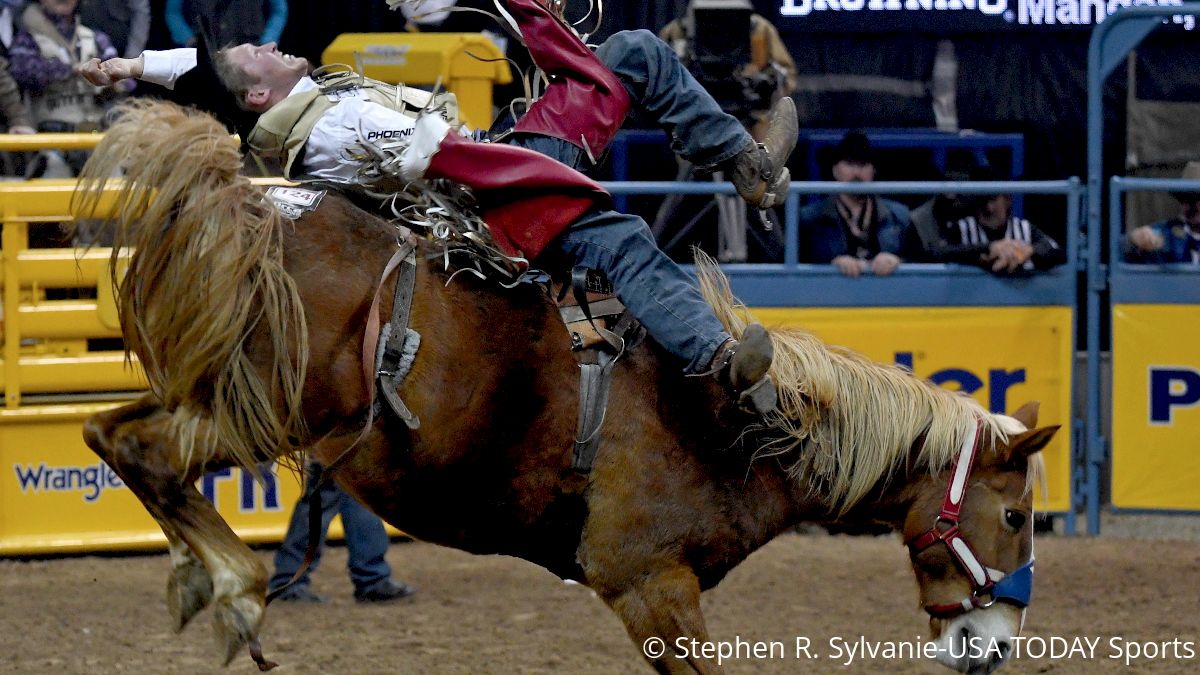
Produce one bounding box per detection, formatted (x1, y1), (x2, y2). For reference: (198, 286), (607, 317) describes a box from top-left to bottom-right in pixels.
(140, 48), (198, 89)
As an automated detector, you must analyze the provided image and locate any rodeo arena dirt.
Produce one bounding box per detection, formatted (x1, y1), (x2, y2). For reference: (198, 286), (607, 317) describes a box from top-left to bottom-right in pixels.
(2, 516), (1199, 674)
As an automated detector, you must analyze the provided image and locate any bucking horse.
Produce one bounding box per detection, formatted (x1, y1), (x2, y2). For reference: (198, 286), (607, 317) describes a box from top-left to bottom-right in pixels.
(74, 100), (1057, 674)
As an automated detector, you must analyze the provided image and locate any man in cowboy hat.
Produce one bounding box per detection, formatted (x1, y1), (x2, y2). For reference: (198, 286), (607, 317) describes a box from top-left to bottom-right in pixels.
(1124, 160), (1200, 264)
(796, 129), (913, 277)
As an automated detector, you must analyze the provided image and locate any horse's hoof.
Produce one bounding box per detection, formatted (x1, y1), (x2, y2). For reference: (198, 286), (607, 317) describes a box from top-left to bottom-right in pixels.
(212, 593), (264, 666)
(167, 555), (214, 632)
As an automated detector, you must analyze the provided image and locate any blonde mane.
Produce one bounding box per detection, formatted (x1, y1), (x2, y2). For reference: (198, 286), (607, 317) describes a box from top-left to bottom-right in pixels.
(72, 100), (308, 473)
(693, 252), (1033, 513)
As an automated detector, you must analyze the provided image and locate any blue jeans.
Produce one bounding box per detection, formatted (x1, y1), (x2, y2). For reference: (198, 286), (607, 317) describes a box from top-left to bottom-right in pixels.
(597, 29), (751, 170)
(508, 137), (730, 373)
(269, 463), (392, 596)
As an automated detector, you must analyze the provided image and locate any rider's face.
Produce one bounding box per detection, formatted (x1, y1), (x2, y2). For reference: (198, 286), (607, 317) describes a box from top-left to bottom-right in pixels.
(226, 42), (309, 94)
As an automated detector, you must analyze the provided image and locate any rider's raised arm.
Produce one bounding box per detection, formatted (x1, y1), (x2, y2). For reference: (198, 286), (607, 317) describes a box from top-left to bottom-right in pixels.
(78, 48), (197, 90)
(140, 48), (199, 89)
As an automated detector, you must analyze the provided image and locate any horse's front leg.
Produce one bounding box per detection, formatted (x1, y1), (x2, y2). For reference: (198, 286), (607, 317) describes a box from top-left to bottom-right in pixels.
(595, 565), (723, 675)
(84, 396), (270, 666)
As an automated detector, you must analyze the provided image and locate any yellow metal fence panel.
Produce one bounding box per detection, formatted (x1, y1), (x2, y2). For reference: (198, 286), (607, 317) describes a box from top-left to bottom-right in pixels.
(0, 180), (145, 405)
(321, 32), (513, 129)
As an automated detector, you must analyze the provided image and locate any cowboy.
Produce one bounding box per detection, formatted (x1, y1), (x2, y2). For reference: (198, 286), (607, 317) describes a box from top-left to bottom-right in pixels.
(80, 0), (796, 414)
(797, 130), (913, 278)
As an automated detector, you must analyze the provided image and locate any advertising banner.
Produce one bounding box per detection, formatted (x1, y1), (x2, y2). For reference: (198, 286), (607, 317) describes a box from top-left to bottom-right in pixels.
(0, 404), (331, 555)
(755, 306), (1073, 512)
(1111, 304), (1200, 511)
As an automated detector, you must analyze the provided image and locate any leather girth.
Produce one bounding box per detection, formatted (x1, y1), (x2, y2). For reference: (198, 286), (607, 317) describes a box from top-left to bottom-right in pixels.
(555, 267), (644, 472)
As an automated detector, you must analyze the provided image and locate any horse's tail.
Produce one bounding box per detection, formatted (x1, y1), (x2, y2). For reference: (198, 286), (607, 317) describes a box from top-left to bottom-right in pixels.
(73, 99), (308, 474)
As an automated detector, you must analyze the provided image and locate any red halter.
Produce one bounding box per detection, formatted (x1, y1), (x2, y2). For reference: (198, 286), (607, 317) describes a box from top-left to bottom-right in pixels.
(906, 420), (1025, 619)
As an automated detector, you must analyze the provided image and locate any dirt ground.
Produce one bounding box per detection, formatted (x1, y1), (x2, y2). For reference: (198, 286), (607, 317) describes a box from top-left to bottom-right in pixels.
(2, 527), (1198, 675)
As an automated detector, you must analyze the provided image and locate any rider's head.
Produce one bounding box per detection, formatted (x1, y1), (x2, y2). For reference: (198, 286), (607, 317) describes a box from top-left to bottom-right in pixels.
(214, 42), (309, 114)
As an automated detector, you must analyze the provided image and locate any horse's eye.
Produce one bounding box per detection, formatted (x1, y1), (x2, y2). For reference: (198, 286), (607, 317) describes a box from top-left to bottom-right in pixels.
(1004, 509), (1028, 530)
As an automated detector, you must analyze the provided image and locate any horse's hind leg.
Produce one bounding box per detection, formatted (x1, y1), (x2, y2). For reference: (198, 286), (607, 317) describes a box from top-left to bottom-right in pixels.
(85, 396), (214, 629)
(166, 534), (215, 631)
(84, 396), (269, 665)
(601, 567), (723, 675)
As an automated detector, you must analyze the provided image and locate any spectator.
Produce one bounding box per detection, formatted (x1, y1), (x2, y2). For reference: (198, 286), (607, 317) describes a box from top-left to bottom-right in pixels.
(164, 0), (287, 48)
(270, 462), (416, 604)
(906, 168), (972, 263)
(1123, 161), (1200, 264)
(0, 55), (33, 134)
(10, 0), (120, 177)
(79, 0), (149, 59)
(659, 0), (795, 142)
(797, 130), (913, 277)
(1, 0), (22, 53)
(929, 165), (1066, 274)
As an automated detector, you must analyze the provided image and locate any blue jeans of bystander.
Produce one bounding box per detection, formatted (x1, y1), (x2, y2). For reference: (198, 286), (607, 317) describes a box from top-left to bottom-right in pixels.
(268, 463), (392, 597)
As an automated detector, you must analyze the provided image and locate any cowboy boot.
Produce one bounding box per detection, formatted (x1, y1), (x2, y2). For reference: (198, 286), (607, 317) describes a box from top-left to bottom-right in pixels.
(728, 97), (798, 210)
(710, 323), (778, 415)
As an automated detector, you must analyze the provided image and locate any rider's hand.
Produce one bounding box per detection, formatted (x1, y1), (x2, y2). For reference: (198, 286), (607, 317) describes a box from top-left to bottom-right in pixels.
(77, 58), (113, 86)
(832, 255), (868, 278)
(77, 56), (143, 87)
(1128, 225), (1165, 253)
(871, 252), (901, 276)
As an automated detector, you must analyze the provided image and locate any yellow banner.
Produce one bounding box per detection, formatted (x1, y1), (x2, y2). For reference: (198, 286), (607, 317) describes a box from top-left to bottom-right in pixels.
(0, 404), (314, 555)
(754, 307), (1073, 512)
(1112, 304), (1200, 510)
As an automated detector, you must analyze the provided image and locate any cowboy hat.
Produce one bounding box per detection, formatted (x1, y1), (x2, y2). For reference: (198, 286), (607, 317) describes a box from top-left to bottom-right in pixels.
(1170, 160), (1200, 203)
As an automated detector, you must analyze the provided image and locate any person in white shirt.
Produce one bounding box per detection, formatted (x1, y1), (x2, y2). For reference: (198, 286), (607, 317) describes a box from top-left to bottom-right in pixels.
(78, 0), (793, 416)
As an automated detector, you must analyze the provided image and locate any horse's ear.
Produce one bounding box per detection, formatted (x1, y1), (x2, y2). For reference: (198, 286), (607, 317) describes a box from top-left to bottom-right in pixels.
(1009, 401), (1040, 429)
(1004, 425), (1060, 463)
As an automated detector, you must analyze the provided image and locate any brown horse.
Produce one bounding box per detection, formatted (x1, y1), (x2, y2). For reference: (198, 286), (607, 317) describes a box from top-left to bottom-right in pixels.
(75, 101), (1058, 674)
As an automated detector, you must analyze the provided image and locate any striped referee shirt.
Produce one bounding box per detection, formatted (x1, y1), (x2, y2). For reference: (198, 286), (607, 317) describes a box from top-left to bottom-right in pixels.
(953, 216), (1061, 272)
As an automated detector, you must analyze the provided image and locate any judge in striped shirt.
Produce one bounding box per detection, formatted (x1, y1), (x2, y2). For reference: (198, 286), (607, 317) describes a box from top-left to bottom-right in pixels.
(927, 175), (1066, 275)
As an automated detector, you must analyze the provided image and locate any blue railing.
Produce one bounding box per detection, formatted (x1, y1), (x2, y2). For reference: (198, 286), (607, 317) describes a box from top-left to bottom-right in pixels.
(601, 179), (1081, 308)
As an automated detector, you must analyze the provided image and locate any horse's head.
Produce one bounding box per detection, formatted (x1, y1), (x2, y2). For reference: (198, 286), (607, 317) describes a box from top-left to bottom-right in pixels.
(902, 401), (1059, 674)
